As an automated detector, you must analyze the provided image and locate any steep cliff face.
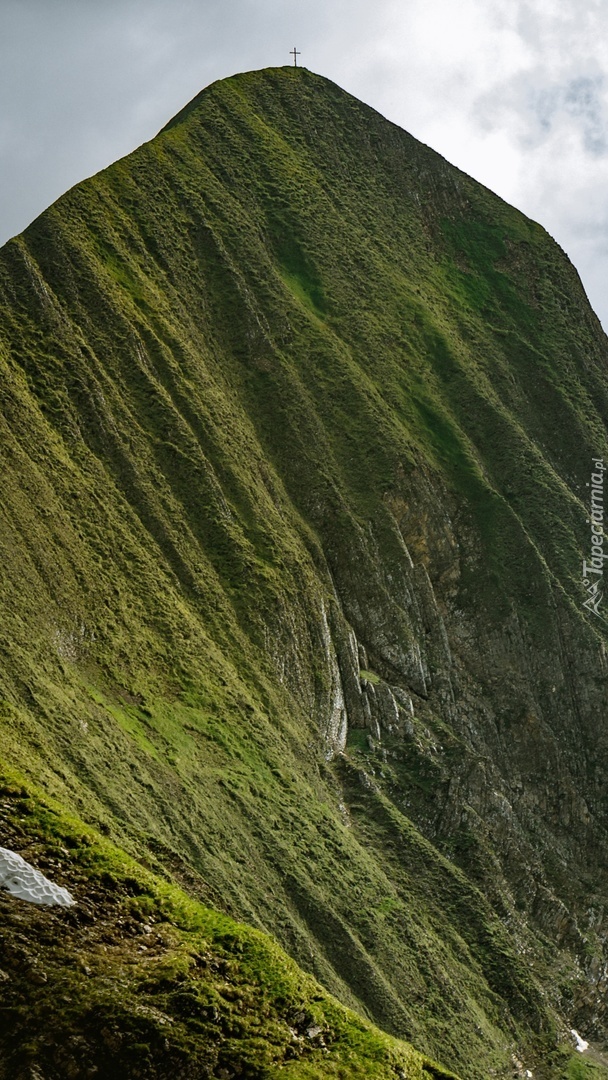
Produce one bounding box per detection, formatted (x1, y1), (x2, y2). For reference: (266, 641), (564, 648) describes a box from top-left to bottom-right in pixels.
(1, 66), (608, 1079)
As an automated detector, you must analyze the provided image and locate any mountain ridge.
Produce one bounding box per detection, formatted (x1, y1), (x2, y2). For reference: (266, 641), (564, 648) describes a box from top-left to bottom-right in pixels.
(0, 65), (607, 1079)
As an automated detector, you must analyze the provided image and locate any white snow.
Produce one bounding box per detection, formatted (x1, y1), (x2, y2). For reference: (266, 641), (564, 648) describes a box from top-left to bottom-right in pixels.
(0, 846), (75, 907)
(571, 1029), (589, 1053)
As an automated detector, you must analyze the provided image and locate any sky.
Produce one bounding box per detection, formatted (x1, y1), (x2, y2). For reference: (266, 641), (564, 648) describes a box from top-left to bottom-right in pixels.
(2, 0), (608, 327)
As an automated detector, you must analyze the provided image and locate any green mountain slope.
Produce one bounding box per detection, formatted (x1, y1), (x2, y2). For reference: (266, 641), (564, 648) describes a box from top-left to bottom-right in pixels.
(1, 66), (608, 1079)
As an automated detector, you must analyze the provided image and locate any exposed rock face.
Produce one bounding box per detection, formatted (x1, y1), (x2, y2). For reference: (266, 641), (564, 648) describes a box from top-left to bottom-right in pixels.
(0, 65), (607, 1079)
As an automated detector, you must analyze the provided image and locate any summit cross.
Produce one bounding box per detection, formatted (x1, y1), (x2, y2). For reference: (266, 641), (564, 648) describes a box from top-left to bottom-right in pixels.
(290, 46), (301, 67)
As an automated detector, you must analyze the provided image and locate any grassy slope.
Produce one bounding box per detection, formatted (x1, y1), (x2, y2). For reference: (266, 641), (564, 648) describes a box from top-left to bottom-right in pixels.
(0, 67), (607, 1079)
(0, 764), (455, 1080)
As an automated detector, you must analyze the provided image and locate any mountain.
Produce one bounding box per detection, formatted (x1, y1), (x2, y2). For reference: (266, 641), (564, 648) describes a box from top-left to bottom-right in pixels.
(0, 65), (607, 1080)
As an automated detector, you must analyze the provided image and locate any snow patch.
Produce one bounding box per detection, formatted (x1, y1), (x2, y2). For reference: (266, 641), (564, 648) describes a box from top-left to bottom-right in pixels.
(0, 846), (75, 907)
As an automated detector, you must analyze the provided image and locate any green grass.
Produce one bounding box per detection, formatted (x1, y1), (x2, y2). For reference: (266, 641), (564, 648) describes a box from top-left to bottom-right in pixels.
(0, 762), (458, 1079)
(0, 64), (607, 1079)
(359, 669), (381, 685)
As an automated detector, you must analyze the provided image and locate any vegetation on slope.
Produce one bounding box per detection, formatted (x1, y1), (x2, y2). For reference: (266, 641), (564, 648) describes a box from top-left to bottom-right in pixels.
(0, 66), (608, 1078)
(0, 765), (457, 1080)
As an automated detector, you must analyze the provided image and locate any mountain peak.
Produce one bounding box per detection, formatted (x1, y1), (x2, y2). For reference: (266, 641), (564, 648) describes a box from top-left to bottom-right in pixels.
(160, 63), (327, 132)
(0, 62), (606, 1080)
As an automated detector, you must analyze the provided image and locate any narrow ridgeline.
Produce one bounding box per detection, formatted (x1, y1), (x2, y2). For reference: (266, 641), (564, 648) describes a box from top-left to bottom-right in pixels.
(1, 66), (608, 1080)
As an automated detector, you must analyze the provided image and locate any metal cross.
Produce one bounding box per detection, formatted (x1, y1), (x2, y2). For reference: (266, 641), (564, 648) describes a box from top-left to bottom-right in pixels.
(290, 46), (301, 67)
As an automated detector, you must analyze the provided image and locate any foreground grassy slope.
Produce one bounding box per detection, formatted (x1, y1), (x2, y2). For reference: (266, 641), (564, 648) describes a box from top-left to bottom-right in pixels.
(0, 765), (456, 1080)
(1, 67), (608, 1078)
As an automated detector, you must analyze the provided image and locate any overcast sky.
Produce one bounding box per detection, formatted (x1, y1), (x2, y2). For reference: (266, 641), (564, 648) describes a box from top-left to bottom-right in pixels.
(2, 0), (608, 327)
